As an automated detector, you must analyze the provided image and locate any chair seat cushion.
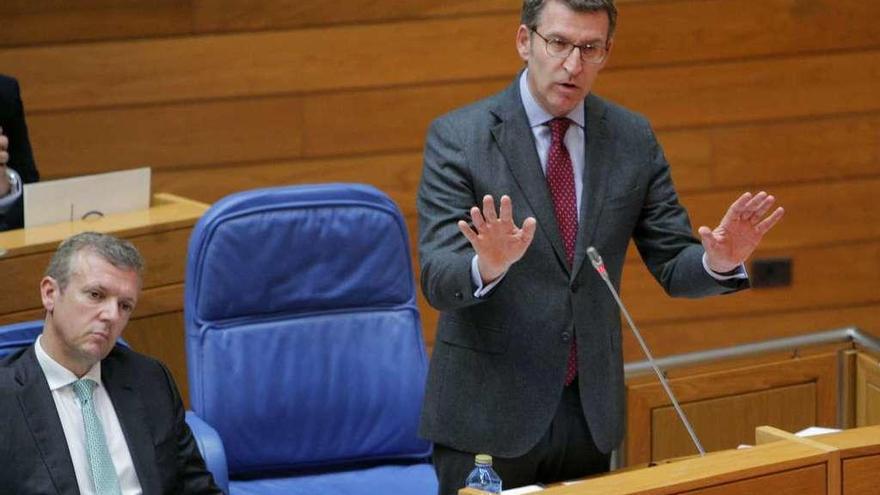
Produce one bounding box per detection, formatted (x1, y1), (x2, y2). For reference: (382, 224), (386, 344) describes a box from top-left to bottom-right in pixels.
(229, 463), (437, 495)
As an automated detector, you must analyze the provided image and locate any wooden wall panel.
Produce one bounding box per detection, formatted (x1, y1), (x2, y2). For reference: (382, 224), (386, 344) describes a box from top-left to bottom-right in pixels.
(623, 241), (880, 323)
(598, 50), (880, 129)
(856, 353), (880, 427)
(28, 97), (305, 176)
(0, 1), (193, 47)
(843, 455), (880, 495)
(681, 464), (826, 495)
(124, 311), (189, 406)
(651, 382), (816, 460)
(627, 352), (839, 464)
(4, 6), (879, 114)
(1, 17), (522, 112)
(612, 0), (880, 68)
(192, 0), (520, 32)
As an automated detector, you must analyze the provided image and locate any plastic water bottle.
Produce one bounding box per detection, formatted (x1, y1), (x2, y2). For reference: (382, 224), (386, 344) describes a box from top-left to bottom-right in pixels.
(465, 454), (502, 493)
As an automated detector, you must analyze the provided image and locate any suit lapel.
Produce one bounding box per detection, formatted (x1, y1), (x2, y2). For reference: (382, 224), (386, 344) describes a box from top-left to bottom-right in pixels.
(15, 348), (81, 494)
(490, 80), (571, 272)
(572, 94), (611, 278)
(102, 352), (159, 494)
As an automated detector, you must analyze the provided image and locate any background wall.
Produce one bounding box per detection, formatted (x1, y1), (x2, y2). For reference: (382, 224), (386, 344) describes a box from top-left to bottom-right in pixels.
(2, 0), (878, 363)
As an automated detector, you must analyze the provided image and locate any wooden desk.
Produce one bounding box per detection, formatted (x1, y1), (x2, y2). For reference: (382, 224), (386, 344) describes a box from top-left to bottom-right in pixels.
(0, 193), (207, 404)
(457, 426), (880, 495)
(758, 425), (880, 495)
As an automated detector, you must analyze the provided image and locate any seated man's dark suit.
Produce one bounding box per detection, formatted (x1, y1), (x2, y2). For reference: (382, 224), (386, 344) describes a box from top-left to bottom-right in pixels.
(0, 73), (40, 231)
(0, 344), (220, 494)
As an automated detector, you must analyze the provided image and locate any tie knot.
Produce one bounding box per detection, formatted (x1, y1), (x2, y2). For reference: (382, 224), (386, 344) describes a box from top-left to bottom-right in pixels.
(72, 378), (97, 404)
(548, 118), (571, 141)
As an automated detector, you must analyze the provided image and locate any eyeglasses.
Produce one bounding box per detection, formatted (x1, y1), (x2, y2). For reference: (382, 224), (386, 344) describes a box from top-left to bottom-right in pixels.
(531, 29), (609, 64)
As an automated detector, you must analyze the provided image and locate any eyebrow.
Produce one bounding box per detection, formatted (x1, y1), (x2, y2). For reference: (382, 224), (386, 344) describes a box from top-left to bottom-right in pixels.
(546, 32), (607, 45)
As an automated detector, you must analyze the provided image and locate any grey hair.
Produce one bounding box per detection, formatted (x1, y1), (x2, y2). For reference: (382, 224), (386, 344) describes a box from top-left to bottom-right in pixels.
(521, 0), (618, 40)
(45, 231), (144, 290)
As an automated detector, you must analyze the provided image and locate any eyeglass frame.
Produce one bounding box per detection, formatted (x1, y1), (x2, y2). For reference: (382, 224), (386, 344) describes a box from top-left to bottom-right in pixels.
(530, 28), (610, 65)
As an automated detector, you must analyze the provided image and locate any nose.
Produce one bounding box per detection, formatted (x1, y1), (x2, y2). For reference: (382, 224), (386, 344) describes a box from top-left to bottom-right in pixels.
(99, 299), (120, 321)
(563, 47), (584, 76)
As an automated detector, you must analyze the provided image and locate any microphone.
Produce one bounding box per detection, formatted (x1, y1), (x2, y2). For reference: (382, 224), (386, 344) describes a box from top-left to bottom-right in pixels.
(586, 246), (706, 457)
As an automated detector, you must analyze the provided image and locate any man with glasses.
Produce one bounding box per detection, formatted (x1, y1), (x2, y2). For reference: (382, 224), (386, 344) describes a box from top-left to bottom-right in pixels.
(417, 0), (784, 493)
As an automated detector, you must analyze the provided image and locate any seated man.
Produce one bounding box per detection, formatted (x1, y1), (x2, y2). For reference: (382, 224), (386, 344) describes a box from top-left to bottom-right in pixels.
(0, 231), (220, 494)
(0, 73), (40, 231)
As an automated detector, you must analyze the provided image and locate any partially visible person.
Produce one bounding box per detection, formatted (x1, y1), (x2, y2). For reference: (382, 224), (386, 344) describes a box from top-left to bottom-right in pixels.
(0, 73), (40, 231)
(0, 232), (221, 494)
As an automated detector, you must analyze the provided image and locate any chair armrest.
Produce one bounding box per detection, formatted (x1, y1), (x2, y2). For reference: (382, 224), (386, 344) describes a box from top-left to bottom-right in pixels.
(186, 411), (229, 494)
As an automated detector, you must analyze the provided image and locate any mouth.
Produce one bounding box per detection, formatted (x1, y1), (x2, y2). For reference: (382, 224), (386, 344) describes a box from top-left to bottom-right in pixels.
(89, 331), (111, 343)
(556, 81), (580, 94)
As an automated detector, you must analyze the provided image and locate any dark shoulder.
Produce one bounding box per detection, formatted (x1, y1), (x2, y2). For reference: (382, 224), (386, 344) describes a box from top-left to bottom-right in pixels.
(103, 345), (171, 379)
(0, 74), (21, 103)
(588, 93), (652, 133)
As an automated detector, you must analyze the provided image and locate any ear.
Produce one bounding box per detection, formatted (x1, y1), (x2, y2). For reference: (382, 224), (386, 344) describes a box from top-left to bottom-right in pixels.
(515, 25), (531, 62)
(40, 276), (59, 313)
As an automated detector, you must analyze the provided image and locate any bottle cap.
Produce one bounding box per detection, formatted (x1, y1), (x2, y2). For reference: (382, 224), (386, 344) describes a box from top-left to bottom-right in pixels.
(475, 454), (493, 465)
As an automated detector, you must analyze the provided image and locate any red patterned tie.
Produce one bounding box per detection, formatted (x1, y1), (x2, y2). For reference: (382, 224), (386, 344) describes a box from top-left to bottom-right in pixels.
(547, 118), (579, 386)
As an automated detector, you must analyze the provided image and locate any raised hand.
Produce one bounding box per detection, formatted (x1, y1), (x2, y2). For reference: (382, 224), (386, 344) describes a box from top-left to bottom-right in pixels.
(698, 191), (785, 273)
(458, 194), (537, 283)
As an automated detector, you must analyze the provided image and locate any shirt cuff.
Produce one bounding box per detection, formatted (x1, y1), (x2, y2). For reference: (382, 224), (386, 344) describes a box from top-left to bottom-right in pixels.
(471, 255), (507, 298)
(702, 252), (748, 281)
(0, 167), (22, 212)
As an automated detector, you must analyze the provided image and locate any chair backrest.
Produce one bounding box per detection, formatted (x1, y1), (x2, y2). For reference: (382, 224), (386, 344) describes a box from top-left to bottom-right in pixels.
(0, 319), (129, 359)
(184, 183), (431, 477)
(0, 320), (46, 358)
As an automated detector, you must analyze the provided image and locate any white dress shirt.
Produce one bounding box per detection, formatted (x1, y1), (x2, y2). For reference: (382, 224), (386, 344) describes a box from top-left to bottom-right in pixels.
(35, 335), (143, 495)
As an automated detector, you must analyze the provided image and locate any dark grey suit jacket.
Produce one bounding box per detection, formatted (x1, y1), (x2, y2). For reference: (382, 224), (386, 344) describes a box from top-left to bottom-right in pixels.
(0, 345), (220, 494)
(417, 77), (746, 457)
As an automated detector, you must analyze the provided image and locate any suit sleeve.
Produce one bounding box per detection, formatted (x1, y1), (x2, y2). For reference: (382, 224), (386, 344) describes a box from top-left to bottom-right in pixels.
(633, 124), (748, 297)
(0, 76), (39, 231)
(417, 115), (497, 312)
(158, 363), (223, 494)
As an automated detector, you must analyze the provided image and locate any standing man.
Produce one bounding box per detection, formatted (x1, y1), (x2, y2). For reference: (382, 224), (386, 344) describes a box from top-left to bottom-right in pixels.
(0, 74), (40, 231)
(0, 232), (221, 494)
(416, 0), (784, 493)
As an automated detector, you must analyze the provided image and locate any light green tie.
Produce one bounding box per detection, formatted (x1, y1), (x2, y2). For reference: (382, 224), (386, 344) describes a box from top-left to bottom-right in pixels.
(72, 378), (123, 495)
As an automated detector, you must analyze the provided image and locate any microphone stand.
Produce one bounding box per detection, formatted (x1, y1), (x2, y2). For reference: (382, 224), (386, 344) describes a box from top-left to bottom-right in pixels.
(587, 247), (706, 456)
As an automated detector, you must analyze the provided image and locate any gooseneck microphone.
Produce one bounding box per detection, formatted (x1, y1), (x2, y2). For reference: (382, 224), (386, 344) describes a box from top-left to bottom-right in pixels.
(586, 246), (706, 457)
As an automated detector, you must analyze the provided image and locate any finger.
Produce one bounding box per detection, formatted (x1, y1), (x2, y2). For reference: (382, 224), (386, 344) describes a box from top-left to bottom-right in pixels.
(470, 206), (486, 231)
(482, 195), (498, 223)
(750, 194), (776, 222)
(742, 191), (768, 215)
(498, 195), (513, 224)
(728, 192), (753, 215)
(697, 225), (717, 250)
(520, 217), (537, 246)
(721, 192), (753, 224)
(458, 220), (479, 245)
(755, 207), (785, 234)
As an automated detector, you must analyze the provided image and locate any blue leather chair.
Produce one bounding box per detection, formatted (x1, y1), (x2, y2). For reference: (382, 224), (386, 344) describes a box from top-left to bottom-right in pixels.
(0, 319), (229, 494)
(184, 183), (436, 495)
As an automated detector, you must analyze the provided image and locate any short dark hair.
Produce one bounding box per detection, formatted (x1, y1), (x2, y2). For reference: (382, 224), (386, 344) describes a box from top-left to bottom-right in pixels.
(521, 0), (618, 40)
(45, 232), (145, 290)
